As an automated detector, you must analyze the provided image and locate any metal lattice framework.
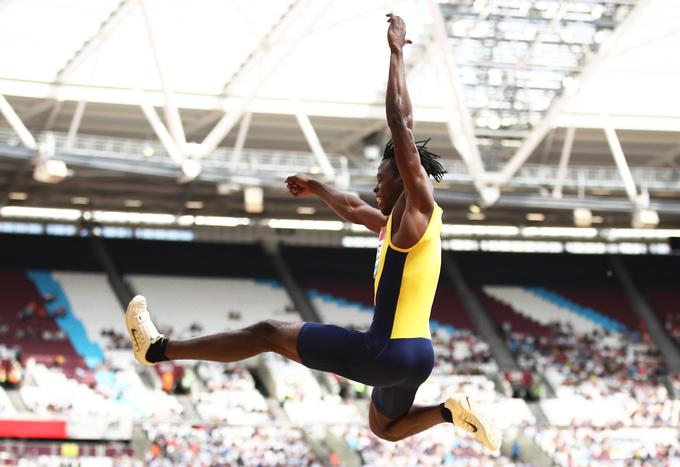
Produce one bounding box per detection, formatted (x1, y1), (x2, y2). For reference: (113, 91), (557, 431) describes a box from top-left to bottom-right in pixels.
(0, 0), (679, 228)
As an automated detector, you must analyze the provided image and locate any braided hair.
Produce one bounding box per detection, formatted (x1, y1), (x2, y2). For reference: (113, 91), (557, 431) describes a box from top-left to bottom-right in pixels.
(382, 138), (447, 182)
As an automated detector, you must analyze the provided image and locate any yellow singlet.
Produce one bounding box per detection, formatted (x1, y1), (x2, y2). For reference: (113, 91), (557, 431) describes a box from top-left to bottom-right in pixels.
(372, 203), (443, 339)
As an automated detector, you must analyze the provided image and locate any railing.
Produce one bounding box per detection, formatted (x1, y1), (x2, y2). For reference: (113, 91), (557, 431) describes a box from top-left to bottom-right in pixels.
(1, 126), (678, 191)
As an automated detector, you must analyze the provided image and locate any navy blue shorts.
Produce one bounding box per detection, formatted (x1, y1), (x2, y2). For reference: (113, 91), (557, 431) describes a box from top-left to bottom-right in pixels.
(296, 322), (434, 419)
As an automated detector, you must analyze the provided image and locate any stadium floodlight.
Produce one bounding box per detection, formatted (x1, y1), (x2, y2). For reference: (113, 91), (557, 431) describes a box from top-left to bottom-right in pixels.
(0, 206), (82, 221)
(573, 208), (593, 227)
(8, 192), (28, 201)
(521, 227), (598, 238)
(607, 228), (680, 240)
(268, 219), (344, 231)
(526, 213), (546, 222)
(194, 216), (250, 227)
(479, 186), (500, 207)
(217, 182), (240, 196)
(565, 242), (608, 254)
(33, 159), (68, 184)
(33, 133), (68, 184)
(92, 210), (176, 225)
(177, 215), (195, 226)
(124, 199), (143, 208)
(441, 224), (520, 236)
(180, 158), (202, 182)
(71, 197), (90, 205)
(631, 209), (659, 229)
(467, 212), (486, 221)
(479, 240), (564, 254)
(244, 187), (264, 214)
(342, 236), (380, 248)
(184, 201), (204, 210)
(442, 239), (480, 251)
(296, 207), (316, 215)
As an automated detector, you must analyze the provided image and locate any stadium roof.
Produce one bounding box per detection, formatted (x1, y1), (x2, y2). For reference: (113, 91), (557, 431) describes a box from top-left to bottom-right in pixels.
(0, 0), (679, 228)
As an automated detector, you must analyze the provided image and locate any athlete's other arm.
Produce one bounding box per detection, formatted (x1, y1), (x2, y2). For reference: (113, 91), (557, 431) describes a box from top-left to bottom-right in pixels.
(285, 174), (387, 233)
(385, 14), (434, 215)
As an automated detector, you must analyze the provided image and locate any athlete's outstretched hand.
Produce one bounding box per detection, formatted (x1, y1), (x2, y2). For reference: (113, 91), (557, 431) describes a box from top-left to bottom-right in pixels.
(387, 13), (412, 52)
(285, 173), (313, 197)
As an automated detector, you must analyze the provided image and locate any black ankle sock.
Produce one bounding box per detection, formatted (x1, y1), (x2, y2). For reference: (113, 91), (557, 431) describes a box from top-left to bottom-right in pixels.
(439, 403), (453, 423)
(145, 337), (169, 363)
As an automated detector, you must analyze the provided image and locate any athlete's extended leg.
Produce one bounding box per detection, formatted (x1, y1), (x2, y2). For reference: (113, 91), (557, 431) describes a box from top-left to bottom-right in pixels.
(165, 319), (303, 363)
(369, 401), (446, 442)
(125, 295), (302, 366)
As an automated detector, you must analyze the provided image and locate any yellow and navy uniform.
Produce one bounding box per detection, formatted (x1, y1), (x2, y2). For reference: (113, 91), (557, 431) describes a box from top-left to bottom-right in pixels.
(372, 203), (442, 340)
(297, 204), (442, 419)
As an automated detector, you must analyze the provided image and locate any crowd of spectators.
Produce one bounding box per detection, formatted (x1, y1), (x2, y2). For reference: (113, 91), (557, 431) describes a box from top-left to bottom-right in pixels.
(665, 312), (680, 347)
(99, 328), (131, 350)
(333, 424), (529, 467)
(191, 361), (272, 424)
(431, 328), (497, 376)
(528, 426), (680, 466)
(142, 423), (322, 466)
(505, 322), (667, 400)
(0, 453), (140, 466)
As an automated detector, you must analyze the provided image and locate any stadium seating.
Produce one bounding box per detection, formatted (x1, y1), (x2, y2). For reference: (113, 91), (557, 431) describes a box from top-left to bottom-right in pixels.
(127, 275), (297, 334)
(0, 271), (86, 376)
(0, 386), (16, 416)
(528, 426), (680, 466)
(141, 423), (320, 466)
(332, 424), (523, 466)
(1, 242), (679, 465)
(52, 271), (125, 350)
(192, 361), (271, 424)
(553, 287), (640, 331)
(483, 286), (603, 333)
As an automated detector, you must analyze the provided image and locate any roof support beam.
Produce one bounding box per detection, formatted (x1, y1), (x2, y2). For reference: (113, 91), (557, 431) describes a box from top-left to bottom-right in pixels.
(229, 111), (252, 172)
(21, 99), (58, 123)
(602, 114), (641, 206)
(429, 0), (490, 201)
(0, 94), (37, 150)
(65, 99), (87, 149)
(552, 126), (576, 199)
(185, 0), (303, 137)
(138, 92), (183, 166)
(139, 0), (186, 150)
(329, 38), (436, 153)
(42, 100), (62, 131)
(54, 0), (136, 83)
(494, 0), (654, 188)
(293, 101), (334, 178)
(199, 0), (327, 157)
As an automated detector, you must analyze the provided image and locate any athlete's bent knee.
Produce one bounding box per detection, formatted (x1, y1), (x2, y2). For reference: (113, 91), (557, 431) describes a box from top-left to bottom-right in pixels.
(250, 320), (282, 349)
(369, 416), (402, 442)
(370, 425), (401, 443)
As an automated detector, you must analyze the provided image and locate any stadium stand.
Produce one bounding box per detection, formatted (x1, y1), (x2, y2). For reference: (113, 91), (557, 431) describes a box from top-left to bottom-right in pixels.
(127, 275), (295, 334)
(1, 238), (679, 465)
(141, 423), (321, 466)
(332, 424), (528, 467)
(52, 271), (125, 350)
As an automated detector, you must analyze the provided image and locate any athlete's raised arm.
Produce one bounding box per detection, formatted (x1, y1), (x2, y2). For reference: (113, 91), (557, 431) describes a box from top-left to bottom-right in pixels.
(285, 173), (387, 233)
(385, 14), (434, 214)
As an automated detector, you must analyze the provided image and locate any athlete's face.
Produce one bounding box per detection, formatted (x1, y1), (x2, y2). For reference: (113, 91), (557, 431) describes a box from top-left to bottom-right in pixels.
(373, 159), (403, 215)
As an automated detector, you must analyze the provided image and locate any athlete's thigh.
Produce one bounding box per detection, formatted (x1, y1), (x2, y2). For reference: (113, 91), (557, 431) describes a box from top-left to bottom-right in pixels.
(296, 322), (375, 375)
